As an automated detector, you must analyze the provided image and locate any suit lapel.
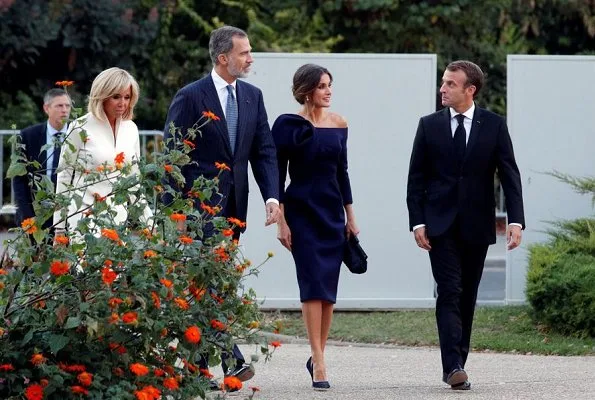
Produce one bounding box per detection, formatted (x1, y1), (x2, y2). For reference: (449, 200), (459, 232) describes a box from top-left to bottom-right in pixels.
(464, 106), (483, 164)
(201, 76), (233, 157)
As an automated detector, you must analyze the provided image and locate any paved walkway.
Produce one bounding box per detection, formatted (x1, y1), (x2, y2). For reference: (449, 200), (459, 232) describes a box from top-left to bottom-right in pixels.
(215, 339), (594, 400)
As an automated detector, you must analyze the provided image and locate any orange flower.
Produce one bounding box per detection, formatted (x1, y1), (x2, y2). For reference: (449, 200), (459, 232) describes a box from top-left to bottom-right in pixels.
(50, 260), (69, 276)
(200, 202), (219, 216)
(182, 139), (195, 148)
(107, 313), (119, 324)
(54, 235), (69, 245)
(108, 297), (123, 308)
(215, 161), (231, 171)
(222, 228), (234, 237)
(210, 319), (227, 331)
(151, 292), (161, 308)
(113, 367), (124, 377)
(55, 80), (74, 87)
(170, 213), (186, 222)
(153, 368), (165, 377)
(227, 217), (246, 228)
(0, 363), (15, 371)
(163, 377), (179, 390)
(122, 312), (138, 324)
(270, 341), (281, 348)
(114, 152), (125, 164)
(202, 110), (221, 121)
(77, 371), (93, 387)
(93, 192), (106, 202)
(30, 353), (46, 366)
(24, 383), (44, 400)
(130, 362), (149, 376)
(58, 363), (86, 373)
(173, 297), (189, 310)
(101, 228), (119, 242)
(109, 342), (126, 354)
(40, 379), (49, 387)
(241, 297), (253, 305)
(189, 284), (206, 300)
(213, 246), (230, 262)
(164, 164), (173, 173)
(134, 386), (161, 400)
(184, 326), (201, 344)
(210, 292), (224, 304)
(101, 267), (118, 286)
(199, 368), (214, 378)
(143, 250), (157, 258)
(21, 217), (37, 234)
(179, 235), (193, 245)
(223, 376), (242, 391)
(104, 259), (113, 267)
(71, 385), (89, 395)
(0, 269), (7, 275)
(159, 278), (173, 288)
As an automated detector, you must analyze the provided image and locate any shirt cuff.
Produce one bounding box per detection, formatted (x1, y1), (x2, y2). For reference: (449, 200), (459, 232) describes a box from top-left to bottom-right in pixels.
(412, 224), (426, 232)
(265, 198), (279, 205)
(509, 223), (523, 228)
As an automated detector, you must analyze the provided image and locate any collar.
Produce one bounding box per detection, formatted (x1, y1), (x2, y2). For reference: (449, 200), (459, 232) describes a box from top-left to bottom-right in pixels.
(449, 102), (475, 120)
(46, 121), (66, 135)
(211, 69), (236, 91)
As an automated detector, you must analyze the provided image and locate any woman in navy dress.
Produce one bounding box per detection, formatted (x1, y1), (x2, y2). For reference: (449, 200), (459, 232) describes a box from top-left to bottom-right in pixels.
(272, 64), (359, 390)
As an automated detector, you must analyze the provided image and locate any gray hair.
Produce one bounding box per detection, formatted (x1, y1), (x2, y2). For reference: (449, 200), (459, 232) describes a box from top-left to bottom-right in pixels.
(43, 88), (70, 105)
(209, 25), (248, 65)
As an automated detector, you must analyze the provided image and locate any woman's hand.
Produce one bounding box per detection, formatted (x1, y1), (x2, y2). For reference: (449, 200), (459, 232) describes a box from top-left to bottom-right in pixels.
(277, 221), (292, 251)
(345, 218), (360, 239)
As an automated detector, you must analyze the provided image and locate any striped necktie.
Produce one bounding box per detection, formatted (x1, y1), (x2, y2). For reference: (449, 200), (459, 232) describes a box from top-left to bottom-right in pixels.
(225, 85), (238, 155)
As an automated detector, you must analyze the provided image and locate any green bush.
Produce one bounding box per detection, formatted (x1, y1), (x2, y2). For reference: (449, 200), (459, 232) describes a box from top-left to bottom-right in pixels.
(527, 216), (595, 337)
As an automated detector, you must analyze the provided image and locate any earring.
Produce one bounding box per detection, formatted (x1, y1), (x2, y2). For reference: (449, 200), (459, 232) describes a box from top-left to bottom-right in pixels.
(306, 96), (310, 102)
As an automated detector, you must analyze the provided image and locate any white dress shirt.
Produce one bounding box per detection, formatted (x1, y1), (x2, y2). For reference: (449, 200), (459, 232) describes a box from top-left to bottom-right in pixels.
(46, 121), (66, 178)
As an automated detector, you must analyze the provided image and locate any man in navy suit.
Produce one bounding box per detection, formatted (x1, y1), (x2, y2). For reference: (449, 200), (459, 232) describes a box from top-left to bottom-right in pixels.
(164, 26), (280, 385)
(406, 60), (525, 390)
(13, 88), (71, 230)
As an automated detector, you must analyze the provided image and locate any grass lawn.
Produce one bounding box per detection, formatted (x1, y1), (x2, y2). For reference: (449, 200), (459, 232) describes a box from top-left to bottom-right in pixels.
(265, 306), (595, 356)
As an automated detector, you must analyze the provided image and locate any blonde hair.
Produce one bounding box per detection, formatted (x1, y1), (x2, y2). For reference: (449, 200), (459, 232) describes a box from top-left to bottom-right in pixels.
(88, 67), (140, 121)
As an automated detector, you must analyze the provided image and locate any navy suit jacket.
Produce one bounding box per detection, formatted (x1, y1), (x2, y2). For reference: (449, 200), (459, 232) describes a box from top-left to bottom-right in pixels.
(406, 106), (525, 245)
(163, 74), (279, 225)
(12, 122), (53, 228)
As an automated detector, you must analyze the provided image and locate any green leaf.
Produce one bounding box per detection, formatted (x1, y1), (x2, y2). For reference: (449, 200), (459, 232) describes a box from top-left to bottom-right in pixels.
(21, 329), (34, 346)
(6, 162), (27, 178)
(64, 316), (81, 329)
(49, 334), (70, 354)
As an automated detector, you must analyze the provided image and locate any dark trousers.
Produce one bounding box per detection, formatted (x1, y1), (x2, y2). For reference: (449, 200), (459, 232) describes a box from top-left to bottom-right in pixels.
(428, 219), (489, 374)
(197, 189), (244, 373)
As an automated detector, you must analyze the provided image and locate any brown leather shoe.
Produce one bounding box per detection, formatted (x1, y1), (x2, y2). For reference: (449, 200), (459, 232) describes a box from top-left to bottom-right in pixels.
(451, 380), (471, 390)
(445, 368), (468, 386)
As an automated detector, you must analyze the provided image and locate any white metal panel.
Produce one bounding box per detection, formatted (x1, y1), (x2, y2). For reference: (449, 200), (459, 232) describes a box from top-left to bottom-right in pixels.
(239, 53), (437, 309)
(506, 55), (595, 303)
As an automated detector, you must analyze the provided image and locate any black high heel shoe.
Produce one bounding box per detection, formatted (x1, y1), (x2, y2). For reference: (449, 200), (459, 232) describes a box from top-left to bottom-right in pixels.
(307, 357), (330, 390)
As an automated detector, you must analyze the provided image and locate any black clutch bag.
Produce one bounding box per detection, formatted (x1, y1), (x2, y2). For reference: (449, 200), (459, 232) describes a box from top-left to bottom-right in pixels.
(343, 235), (368, 274)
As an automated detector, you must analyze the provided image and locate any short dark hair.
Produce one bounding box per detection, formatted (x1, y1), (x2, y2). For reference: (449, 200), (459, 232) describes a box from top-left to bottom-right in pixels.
(446, 60), (484, 97)
(292, 64), (333, 105)
(43, 88), (69, 105)
(209, 25), (248, 65)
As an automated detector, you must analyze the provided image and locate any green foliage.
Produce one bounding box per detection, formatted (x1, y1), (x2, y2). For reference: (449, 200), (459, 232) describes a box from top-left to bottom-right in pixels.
(526, 171), (595, 338)
(0, 108), (274, 398)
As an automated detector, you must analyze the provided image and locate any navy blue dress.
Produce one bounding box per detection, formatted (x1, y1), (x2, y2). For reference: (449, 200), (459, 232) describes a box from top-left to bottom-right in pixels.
(272, 114), (353, 303)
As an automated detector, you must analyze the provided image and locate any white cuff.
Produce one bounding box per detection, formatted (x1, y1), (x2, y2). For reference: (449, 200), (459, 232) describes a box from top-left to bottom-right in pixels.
(412, 224), (426, 232)
(265, 198), (279, 205)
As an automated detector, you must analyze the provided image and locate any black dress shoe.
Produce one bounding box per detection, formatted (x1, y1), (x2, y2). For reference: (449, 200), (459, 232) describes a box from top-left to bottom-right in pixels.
(306, 357), (313, 380)
(451, 380), (471, 390)
(445, 367), (468, 387)
(312, 380), (331, 390)
(226, 363), (255, 382)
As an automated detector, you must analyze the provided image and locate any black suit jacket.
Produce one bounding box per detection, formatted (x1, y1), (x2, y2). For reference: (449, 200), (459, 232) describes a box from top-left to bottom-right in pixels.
(12, 122), (53, 228)
(406, 106), (525, 245)
(163, 74), (279, 224)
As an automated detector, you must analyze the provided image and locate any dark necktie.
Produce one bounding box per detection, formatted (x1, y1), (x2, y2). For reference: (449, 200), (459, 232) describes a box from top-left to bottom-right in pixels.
(51, 132), (62, 186)
(453, 114), (466, 166)
(225, 85), (238, 155)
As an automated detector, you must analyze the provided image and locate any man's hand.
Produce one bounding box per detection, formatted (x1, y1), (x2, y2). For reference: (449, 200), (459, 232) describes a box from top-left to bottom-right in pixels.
(277, 221), (292, 251)
(265, 202), (281, 226)
(413, 226), (431, 251)
(507, 224), (522, 250)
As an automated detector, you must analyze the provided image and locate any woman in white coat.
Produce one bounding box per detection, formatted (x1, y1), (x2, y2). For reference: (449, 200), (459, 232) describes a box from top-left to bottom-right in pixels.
(54, 67), (152, 238)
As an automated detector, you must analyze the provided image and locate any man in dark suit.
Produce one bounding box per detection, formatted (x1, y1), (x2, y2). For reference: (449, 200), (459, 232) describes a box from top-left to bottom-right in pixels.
(406, 60), (525, 390)
(13, 88), (71, 230)
(163, 26), (280, 384)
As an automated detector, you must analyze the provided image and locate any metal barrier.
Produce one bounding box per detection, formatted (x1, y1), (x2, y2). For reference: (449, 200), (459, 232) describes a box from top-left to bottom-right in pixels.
(0, 129), (163, 216)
